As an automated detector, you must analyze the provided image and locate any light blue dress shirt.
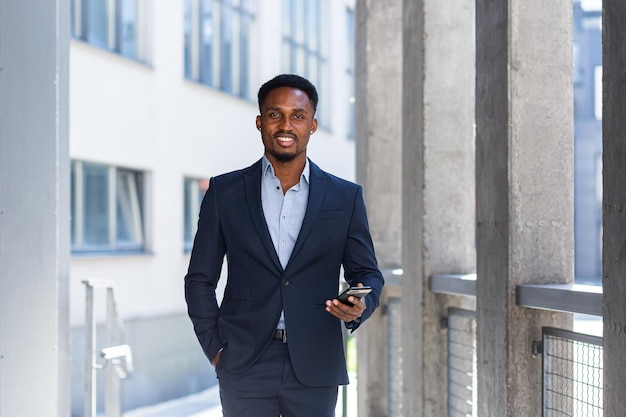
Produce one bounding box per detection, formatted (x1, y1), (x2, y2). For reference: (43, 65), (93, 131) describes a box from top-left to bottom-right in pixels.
(261, 156), (310, 330)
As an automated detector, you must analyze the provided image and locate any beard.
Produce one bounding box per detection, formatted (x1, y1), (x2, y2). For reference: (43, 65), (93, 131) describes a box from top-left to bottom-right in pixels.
(267, 143), (299, 162)
(270, 150), (298, 162)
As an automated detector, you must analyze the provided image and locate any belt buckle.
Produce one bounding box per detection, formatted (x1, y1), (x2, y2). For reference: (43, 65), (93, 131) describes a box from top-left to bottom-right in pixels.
(276, 329), (287, 343)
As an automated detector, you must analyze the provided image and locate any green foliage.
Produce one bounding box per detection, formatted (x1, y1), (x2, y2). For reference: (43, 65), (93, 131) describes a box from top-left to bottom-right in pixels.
(346, 333), (357, 372)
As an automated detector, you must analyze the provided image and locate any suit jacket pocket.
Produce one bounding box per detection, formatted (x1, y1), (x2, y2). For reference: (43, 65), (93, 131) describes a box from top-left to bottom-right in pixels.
(316, 210), (344, 219)
(220, 297), (252, 310)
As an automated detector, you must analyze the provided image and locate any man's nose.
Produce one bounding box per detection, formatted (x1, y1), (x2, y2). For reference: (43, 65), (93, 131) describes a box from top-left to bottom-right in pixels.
(278, 117), (293, 131)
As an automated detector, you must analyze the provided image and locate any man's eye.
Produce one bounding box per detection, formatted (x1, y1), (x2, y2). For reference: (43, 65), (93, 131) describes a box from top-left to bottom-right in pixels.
(269, 112), (279, 118)
(294, 114), (304, 119)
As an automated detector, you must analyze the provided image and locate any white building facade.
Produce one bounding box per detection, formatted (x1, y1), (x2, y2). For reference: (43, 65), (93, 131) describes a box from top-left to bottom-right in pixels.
(68, 0), (356, 414)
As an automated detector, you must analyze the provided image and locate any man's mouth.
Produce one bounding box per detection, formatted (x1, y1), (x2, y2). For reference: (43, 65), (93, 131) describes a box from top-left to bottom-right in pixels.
(275, 135), (295, 147)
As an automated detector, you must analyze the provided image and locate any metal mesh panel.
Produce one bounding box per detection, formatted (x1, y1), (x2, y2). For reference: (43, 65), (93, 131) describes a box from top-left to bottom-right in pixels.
(387, 297), (403, 417)
(542, 327), (603, 417)
(447, 308), (477, 417)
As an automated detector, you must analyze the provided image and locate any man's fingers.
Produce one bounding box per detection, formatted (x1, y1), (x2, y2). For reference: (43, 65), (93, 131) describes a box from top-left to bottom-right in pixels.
(326, 298), (364, 321)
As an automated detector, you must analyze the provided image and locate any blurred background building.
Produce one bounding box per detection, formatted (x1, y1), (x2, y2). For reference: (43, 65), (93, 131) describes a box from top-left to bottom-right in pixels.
(68, 0), (356, 414)
(3, 0), (622, 416)
(573, 0), (602, 284)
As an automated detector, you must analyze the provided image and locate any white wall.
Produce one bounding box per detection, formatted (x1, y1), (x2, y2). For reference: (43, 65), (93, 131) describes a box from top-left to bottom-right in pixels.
(69, 0), (356, 326)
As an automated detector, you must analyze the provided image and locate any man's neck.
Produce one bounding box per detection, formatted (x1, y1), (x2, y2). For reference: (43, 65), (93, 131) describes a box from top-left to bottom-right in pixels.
(266, 154), (307, 194)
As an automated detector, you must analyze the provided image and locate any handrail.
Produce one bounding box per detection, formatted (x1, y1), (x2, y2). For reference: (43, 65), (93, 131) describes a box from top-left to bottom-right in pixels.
(516, 283), (602, 316)
(101, 344), (134, 378)
(429, 273), (476, 296)
(429, 273), (602, 317)
(83, 279), (133, 417)
(380, 268), (403, 301)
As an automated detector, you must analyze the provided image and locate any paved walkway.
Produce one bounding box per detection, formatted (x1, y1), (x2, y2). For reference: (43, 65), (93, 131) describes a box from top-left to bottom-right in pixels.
(124, 373), (357, 417)
(124, 385), (222, 417)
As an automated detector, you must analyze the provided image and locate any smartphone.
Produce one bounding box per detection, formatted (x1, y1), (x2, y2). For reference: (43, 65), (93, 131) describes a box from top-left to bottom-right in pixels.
(337, 286), (372, 306)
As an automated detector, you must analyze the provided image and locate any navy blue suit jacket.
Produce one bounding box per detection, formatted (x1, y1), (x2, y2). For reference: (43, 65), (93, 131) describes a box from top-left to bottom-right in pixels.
(185, 158), (384, 387)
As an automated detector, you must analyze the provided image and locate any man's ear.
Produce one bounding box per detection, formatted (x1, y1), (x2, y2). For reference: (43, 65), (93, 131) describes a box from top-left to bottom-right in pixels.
(310, 118), (318, 134)
(256, 115), (261, 131)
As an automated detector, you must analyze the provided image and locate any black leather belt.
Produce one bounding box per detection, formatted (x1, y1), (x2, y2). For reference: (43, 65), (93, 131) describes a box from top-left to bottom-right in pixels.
(273, 329), (287, 343)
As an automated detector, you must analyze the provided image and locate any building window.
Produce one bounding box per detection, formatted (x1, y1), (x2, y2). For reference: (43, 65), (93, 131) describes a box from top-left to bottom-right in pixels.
(573, 0), (603, 283)
(594, 65), (602, 120)
(71, 161), (146, 253)
(281, 0), (330, 128)
(345, 7), (355, 139)
(71, 0), (148, 62)
(184, 178), (209, 252)
(595, 153), (602, 273)
(184, 0), (257, 100)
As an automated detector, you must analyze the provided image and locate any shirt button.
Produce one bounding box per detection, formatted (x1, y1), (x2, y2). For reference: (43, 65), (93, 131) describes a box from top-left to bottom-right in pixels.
(280, 242), (286, 247)
(282, 279), (290, 286)
(282, 214), (286, 219)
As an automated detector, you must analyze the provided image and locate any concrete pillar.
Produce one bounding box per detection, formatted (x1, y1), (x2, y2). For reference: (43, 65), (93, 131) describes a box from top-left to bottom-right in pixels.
(402, 0), (476, 416)
(0, 1), (70, 416)
(354, 0), (403, 415)
(602, 1), (626, 415)
(475, 0), (573, 416)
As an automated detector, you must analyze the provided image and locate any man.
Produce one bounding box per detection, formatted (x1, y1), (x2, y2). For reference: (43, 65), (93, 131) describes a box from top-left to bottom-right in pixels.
(185, 74), (384, 417)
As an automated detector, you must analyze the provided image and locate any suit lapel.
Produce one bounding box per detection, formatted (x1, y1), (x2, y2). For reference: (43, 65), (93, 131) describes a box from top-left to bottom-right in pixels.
(244, 160), (283, 273)
(288, 161), (326, 266)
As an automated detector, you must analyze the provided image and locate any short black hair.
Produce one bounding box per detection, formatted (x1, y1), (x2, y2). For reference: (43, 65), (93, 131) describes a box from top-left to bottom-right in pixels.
(257, 74), (318, 113)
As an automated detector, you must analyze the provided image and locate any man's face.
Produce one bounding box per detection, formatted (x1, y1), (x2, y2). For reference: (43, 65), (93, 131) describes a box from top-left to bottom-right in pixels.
(256, 87), (317, 164)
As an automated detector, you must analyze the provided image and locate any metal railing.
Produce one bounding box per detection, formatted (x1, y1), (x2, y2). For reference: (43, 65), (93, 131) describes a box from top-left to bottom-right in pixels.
(381, 269), (404, 417)
(387, 296), (403, 417)
(539, 327), (603, 417)
(517, 283), (604, 415)
(429, 274), (604, 417)
(445, 308), (477, 417)
(83, 279), (133, 417)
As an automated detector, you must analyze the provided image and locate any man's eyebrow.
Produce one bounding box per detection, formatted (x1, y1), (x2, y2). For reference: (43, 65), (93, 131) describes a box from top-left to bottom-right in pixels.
(264, 106), (308, 114)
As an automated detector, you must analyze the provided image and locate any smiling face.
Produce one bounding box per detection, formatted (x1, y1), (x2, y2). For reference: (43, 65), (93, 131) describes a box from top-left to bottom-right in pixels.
(256, 86), (317, 165)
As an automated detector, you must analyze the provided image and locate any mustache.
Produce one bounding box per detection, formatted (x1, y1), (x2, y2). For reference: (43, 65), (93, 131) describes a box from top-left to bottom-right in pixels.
(272, 131), (296, 138)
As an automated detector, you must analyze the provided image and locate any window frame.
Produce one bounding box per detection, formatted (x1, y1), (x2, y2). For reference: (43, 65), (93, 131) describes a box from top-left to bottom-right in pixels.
(71, 0), (150, 63)
(183, 177), (209, 253)
(281, 0), (330, 129)
(184, 0), (257, 100)
(71, 160), (147, 255)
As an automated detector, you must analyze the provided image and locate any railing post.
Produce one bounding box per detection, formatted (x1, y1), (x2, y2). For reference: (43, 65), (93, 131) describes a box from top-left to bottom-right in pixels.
(105, 287), (122, 417)
(84, 282), (96, 417)
(83, 279), (131, 417)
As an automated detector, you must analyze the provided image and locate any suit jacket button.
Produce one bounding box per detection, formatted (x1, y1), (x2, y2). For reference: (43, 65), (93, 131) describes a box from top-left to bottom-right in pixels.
(282, 279), (289, 286)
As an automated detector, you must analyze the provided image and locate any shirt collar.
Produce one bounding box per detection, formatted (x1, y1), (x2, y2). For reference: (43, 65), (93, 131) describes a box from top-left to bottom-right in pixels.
(262, 156), (310, 185)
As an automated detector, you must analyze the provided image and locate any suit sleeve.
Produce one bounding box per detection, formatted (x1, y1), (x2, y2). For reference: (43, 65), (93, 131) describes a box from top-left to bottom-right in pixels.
(342, 185), (385, 330)
(184, 178), (226, 362)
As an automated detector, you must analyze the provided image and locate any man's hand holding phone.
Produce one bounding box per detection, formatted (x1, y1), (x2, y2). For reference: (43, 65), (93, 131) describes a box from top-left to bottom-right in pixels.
(326, 283), (371, 323)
